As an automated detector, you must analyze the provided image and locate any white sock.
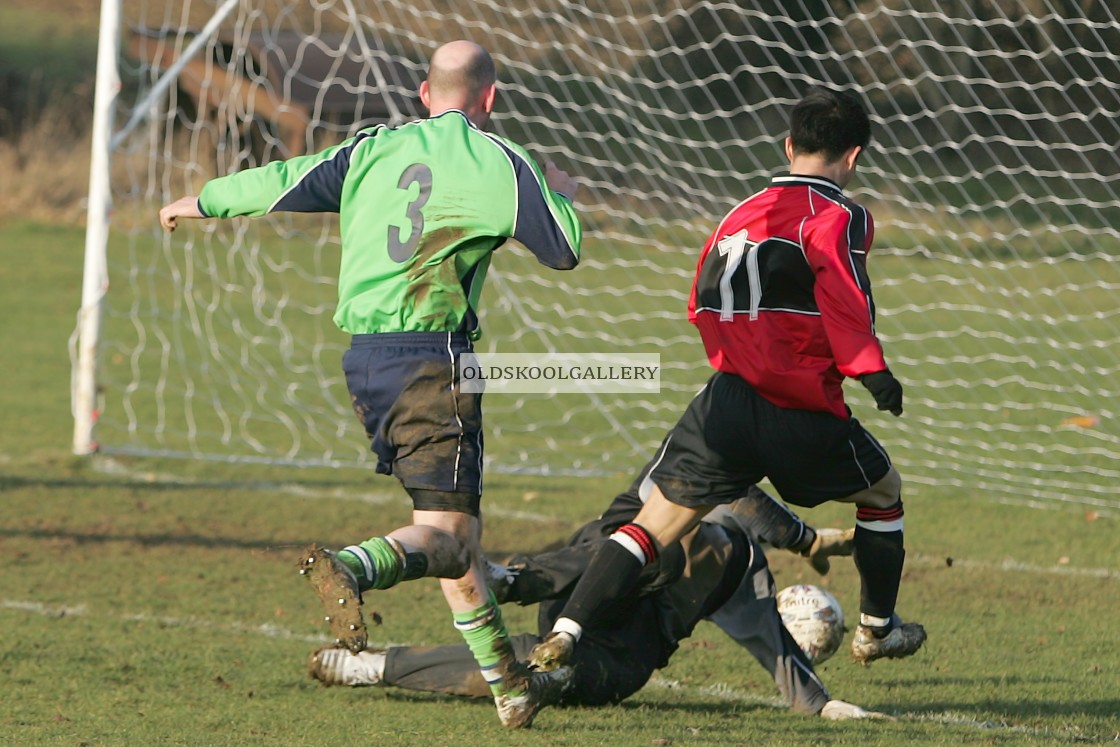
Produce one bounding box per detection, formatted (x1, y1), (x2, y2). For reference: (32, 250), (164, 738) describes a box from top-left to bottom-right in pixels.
(552, 616), (583, 643)
(860, 613), (892, 629)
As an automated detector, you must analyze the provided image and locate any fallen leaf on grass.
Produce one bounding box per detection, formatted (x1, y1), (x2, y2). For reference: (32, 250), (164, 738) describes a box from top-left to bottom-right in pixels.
(1059, 415), (1099, 429)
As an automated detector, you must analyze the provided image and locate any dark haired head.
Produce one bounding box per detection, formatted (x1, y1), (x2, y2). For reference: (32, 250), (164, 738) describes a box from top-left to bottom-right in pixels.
(789, 87), (871, 163)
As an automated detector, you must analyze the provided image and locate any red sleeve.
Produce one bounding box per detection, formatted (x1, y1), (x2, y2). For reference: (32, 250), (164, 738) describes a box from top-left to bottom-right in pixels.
(803, 209), (887, 378)
(687, 230), (719, 324)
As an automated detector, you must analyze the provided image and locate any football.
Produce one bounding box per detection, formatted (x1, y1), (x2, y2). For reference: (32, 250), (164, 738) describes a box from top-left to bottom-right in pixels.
(776, 584), (845, 664)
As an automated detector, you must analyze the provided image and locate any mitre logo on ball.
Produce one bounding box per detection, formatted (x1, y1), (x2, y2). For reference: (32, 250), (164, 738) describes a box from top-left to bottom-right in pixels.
(776, 584), (846, 664)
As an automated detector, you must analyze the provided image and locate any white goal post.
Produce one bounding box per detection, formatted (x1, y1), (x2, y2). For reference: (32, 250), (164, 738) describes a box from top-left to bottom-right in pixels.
(75, 0), (1120, 516)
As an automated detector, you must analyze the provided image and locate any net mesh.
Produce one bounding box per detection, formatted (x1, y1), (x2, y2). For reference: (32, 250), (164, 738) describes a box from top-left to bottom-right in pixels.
(85, 0), (1120, 514)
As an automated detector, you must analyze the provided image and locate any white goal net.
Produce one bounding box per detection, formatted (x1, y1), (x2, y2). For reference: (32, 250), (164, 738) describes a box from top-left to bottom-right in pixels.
(76, 0), (1120, 515)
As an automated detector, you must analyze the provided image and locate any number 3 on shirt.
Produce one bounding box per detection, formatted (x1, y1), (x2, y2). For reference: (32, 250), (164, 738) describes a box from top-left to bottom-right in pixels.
(388, 163), (433, 263)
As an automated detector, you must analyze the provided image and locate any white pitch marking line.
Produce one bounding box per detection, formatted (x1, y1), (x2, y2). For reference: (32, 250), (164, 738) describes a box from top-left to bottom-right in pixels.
(1, 600), (88, 617)
(648, 675), (1081, 738)
(89, 454), (1117, 523)
(92, 455), (400, 505)
(2, 597), (1110, 740)
(76, 455), (1120, 577)
(909, 554), (1120, 580)
(90, 455), (561, 521)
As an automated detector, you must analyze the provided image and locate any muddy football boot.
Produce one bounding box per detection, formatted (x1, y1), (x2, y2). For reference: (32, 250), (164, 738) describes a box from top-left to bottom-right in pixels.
(526, 631), (575, 672)
(851, 614), (927, 665)
(307, 645), (385, 686)
(298, 545), (367, 654)
(495, 664), (573, 728)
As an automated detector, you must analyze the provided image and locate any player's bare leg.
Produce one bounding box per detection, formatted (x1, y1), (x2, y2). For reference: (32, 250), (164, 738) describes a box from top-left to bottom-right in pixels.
(300, 506), (538, 726)
(405, 510), (539, 727)
(298, 518), (460, 653)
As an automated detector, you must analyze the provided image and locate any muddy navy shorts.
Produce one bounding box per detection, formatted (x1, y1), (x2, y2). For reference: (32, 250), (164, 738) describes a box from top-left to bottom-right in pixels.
(649, 371), (892, 509)
(343, 332), (483, 509)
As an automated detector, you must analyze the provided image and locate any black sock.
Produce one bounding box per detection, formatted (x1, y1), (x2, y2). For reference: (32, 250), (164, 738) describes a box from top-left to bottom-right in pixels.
(556, 526), (655, 629)
(853, 506), (905, 620)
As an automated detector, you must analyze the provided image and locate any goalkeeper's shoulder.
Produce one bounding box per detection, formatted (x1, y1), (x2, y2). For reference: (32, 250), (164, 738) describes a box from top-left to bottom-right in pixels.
(476, 131), (549, 177)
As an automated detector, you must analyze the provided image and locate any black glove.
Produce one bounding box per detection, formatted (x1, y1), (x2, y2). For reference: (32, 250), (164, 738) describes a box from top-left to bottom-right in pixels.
(860, 370), (903, 416)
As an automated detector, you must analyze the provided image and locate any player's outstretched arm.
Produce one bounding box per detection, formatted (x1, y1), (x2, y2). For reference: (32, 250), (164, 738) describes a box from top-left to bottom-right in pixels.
(705, 485), (854, 575)
(159, 196), (203, 232)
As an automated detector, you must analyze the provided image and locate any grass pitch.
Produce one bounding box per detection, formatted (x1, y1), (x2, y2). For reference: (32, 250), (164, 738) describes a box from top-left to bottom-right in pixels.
(2, 218), (1119, 745)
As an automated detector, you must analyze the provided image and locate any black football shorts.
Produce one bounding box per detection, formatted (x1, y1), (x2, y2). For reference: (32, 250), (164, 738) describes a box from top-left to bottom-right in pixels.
(649, 371), (892, 508)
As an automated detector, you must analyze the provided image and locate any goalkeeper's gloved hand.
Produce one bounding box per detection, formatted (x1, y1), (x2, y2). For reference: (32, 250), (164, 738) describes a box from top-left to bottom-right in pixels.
(860, 370), (904, 416)
(801, 527), (855, 575)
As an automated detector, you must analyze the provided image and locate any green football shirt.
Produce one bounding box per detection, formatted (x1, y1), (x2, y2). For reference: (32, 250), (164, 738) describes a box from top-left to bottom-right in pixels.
(198, 110), (581, 337)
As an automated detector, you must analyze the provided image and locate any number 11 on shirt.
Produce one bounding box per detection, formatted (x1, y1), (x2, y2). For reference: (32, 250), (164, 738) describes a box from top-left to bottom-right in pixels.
(716, 229), (761, 322)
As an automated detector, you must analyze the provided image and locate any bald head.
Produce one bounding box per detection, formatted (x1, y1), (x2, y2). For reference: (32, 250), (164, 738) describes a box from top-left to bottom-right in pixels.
(420, 41), (497, 126)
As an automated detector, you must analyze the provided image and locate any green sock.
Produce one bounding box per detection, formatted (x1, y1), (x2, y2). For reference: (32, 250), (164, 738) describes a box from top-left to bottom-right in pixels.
(338, 537), (429, 591)
(337, 538), (413, 591)
(453, 592), (524, 698)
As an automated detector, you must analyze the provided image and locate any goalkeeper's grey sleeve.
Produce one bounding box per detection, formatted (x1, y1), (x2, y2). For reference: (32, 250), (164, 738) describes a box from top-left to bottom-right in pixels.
(705, 540), (830, 715)
(705, 484), (812, 551)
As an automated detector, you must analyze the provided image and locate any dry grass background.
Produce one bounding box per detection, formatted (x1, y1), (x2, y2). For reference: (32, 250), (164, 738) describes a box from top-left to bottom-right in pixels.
(0, 112), (92, 225)
(0, 1), (99, 225)
(0, 0), (688, 228)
